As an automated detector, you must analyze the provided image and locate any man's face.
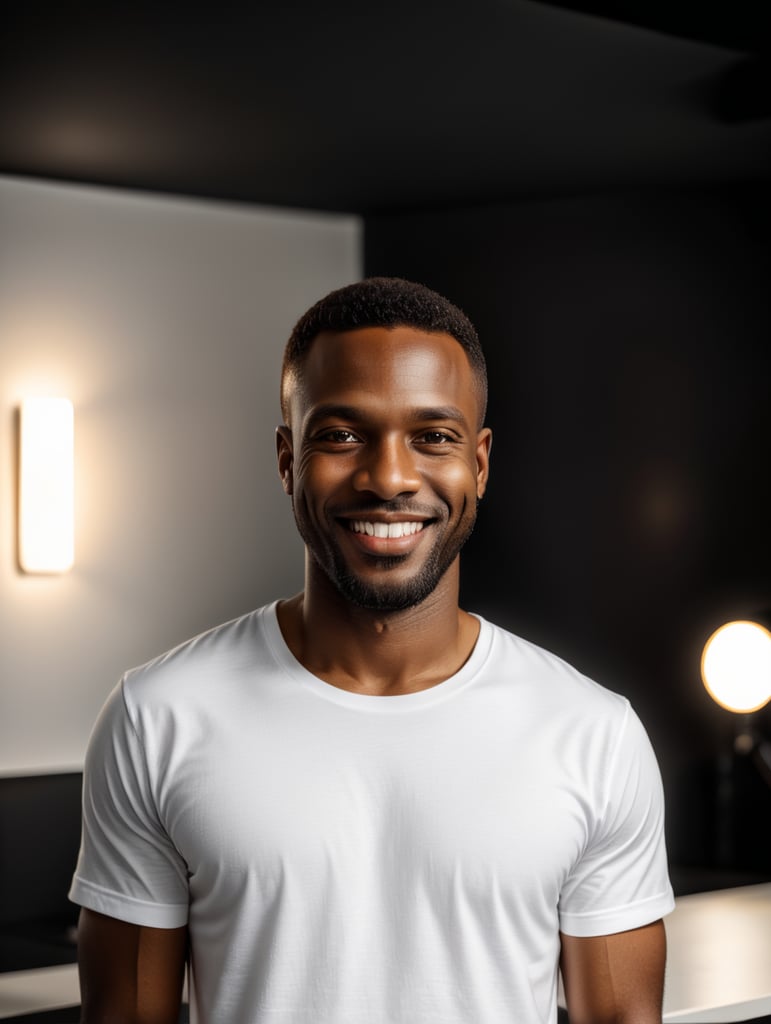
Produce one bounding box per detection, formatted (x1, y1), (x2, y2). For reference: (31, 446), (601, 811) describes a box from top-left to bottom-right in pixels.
(277, 326), (491, 612)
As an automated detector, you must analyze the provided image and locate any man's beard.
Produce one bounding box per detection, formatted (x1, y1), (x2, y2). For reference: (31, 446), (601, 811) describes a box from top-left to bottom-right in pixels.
(295, 498), (477, 613)
(328, 547), (449, 612)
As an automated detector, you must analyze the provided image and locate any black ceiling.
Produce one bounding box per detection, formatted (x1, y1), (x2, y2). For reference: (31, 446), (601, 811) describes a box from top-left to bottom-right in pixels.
(1, 2), (769, 215)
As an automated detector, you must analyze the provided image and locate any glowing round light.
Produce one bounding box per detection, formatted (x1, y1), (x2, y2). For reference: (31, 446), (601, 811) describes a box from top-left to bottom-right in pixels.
(701, 621), (771, 714)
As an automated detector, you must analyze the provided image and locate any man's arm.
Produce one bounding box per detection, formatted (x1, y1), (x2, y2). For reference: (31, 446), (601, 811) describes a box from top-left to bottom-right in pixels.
(559, 920), (666, 1024)
(77, 908), (188, 1024)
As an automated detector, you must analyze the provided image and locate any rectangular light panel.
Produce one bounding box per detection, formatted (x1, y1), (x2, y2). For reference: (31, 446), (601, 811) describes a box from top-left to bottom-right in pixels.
(19, 397), (74, 573)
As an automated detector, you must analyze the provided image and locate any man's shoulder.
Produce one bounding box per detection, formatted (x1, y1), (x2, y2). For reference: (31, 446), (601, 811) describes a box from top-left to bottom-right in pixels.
(122, 602), (278, 702)
(480, 615), (630, 719)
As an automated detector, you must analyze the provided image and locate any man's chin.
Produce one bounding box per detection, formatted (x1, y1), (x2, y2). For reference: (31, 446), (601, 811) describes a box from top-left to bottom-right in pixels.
(330, 565), (446, 613)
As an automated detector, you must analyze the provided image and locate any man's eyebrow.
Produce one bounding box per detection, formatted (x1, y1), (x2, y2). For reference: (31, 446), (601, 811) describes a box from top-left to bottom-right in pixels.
(411, 406), (469, 426)
(304, 404), (470, 429)
(304, 405), (364, 430)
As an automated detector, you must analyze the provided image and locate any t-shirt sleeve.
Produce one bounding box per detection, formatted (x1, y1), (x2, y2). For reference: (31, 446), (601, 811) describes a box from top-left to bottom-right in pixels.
(558, 703), (675, 937)
(68, 679), (189, 928)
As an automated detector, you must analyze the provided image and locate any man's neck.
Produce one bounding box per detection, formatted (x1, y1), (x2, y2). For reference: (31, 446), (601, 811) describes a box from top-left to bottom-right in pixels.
(276, 564), (479, 697)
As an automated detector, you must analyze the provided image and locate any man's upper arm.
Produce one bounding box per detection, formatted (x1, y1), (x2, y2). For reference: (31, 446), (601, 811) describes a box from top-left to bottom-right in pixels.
(78, 908), (187, 1024)
(560, 920), (666, 1024)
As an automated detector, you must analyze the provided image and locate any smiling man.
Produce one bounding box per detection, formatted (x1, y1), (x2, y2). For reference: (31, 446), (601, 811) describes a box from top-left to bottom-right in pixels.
(71, 278), (674, 1023)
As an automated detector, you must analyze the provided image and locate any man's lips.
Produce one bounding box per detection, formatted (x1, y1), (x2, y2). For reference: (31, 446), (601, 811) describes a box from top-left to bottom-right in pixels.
(337, 516), (433, 554)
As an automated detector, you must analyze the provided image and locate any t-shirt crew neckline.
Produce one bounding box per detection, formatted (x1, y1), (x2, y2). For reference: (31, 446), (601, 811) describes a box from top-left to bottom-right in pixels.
(261, 601), (494, 712)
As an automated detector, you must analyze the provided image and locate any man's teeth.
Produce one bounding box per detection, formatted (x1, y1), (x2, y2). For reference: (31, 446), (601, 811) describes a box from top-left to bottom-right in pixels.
(350, 520), (425, 538)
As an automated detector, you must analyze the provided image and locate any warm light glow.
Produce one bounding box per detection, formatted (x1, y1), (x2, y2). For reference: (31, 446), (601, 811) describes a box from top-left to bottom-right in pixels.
(701, 620), (771, 714)
(18, 397), (74, 573)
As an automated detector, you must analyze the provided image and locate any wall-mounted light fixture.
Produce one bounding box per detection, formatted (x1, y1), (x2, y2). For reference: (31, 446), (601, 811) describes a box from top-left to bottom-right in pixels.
(18, 397), (74, 573)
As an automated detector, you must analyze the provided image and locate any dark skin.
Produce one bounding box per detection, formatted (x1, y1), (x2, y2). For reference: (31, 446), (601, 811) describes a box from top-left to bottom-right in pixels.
(276, 327), (492, 696)
(78, 325), (665, 1022)
(77, 909), (186, 1023)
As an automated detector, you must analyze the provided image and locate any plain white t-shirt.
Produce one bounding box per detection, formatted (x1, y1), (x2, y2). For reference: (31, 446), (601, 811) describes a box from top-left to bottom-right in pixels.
(70, 603), (674, 1023)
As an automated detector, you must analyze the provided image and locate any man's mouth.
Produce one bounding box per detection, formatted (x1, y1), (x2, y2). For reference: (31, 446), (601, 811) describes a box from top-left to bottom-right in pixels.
(348, 520), (426, 539)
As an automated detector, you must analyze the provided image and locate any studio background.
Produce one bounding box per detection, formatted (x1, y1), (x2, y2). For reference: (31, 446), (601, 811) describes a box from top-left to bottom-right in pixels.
(1, 2), (770, 935)
(366, 187), (771, 875)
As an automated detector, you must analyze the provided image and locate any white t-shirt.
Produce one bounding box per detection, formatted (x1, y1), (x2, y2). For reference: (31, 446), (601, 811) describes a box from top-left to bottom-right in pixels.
(70, 603), (674, 1023)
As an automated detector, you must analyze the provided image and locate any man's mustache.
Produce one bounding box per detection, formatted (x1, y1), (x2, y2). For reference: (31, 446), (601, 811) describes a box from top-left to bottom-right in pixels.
(330, 499), (440, 519)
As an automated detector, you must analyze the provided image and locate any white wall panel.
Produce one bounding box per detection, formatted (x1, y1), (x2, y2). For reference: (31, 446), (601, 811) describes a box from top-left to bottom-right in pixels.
(0, 176), (362, 772)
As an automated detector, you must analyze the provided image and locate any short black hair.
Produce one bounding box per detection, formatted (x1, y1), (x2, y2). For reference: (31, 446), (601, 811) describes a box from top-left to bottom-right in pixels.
(281, 276), (488, 426)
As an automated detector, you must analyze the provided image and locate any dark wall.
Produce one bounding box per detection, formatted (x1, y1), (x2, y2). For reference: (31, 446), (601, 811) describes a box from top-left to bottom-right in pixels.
(0, 773), (81, 970)
(365, 188), (771, 873)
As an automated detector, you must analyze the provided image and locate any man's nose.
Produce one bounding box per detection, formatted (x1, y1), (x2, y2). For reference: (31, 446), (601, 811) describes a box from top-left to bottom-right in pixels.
(352, 437), (421, 499)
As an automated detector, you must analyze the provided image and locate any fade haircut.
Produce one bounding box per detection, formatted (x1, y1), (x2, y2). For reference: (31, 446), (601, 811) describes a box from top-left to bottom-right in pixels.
(280, 276), (488, 427)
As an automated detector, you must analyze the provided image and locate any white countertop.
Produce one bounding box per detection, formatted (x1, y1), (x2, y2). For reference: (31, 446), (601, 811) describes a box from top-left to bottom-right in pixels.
(663, 882), (771, 1023)
(0, 963), (79, 1018)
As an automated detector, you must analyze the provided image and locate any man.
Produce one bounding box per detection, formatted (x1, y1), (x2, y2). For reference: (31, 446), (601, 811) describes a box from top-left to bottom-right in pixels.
(71, 277), (674, 1023)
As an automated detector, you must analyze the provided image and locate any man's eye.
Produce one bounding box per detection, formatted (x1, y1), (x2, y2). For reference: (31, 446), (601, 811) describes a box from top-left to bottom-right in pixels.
(418, 431), (452, 445)
(320, 429), (359, 443)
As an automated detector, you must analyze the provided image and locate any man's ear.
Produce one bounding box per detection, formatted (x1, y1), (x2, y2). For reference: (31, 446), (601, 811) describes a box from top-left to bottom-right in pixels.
(475, 428), (492, 500)
(276, 425), (294, 495)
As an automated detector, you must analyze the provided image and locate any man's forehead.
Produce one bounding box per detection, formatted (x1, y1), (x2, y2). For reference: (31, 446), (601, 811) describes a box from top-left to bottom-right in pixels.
(301, 328), (471, 393)
(311, 323), (462, 350)
(305, 326), (472, 377)
(283, 324), (485, 428)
